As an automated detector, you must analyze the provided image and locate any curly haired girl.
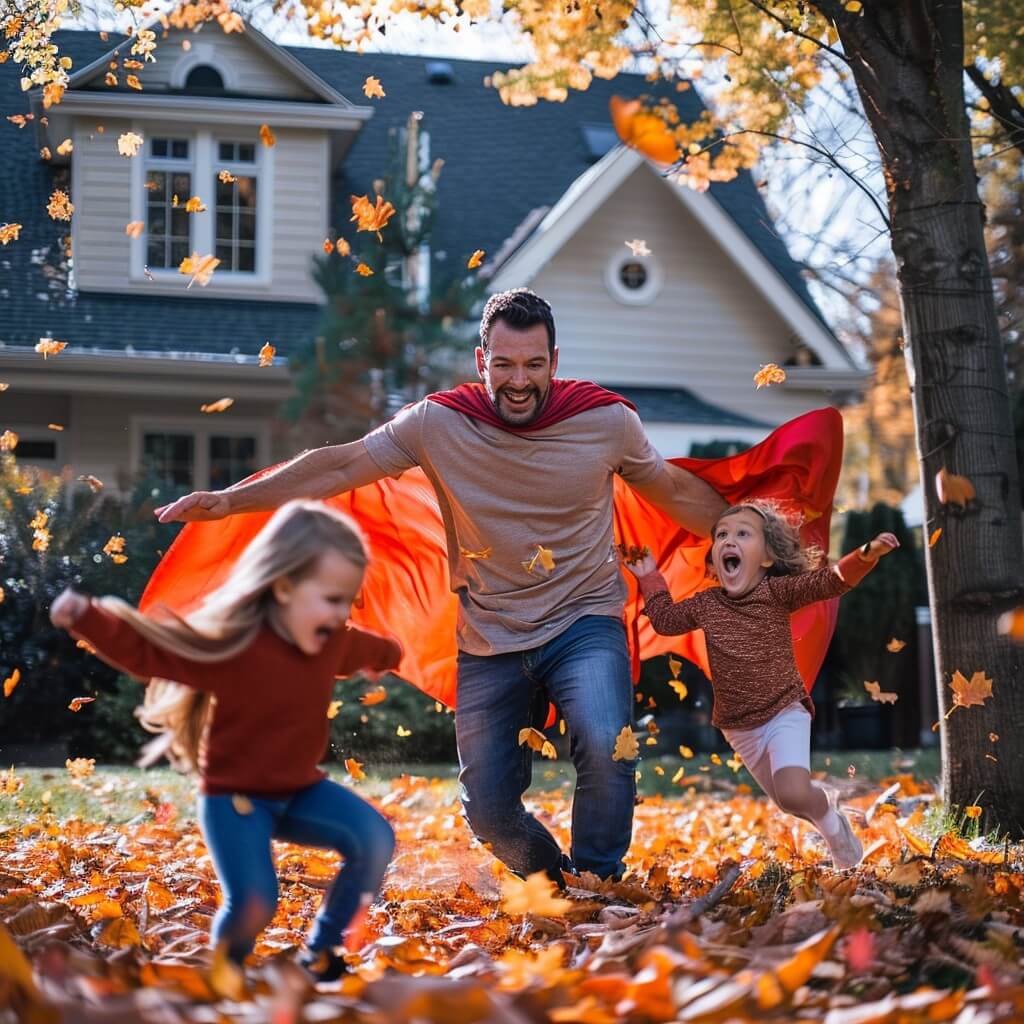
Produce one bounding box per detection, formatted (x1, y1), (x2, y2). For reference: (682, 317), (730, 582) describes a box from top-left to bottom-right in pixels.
(623, 500), (898, 868)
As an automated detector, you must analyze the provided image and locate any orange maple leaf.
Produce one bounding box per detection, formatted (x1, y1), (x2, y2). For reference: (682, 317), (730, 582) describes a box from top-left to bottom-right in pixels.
(350, 194), (396, 240)
(467, 249), (485, 270)
(355, 263), (374, 277)
(200, 397), (233, 414)
(259, 123), (275, 147)
(864, 680), (898, 705)
(935, 468), (975, 508)
(754, 363), (787, 389)
(345, 758), (366, 781)
(35, 338), (67, 358)
(258, 343), (275, 367)
(612, 725), (639, 762)
(363, 75), (385, 99)
(886, 638), (906, 653)
(949, 670), (993, 709)
(518, 727), (557, 759)
(500, 870), (573, 917)
(179, 252), (220, 288)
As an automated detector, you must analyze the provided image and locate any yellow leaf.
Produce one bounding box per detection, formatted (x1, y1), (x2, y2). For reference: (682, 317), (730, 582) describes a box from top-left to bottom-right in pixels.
(864, 680), (898, 705)
(0, 223), (22, 245)
(886, 637), (906, 652)
(467, 249), (485, 269)
(179, 251), (220, 288)
(679, 745), (694, 759)
(336, 238), (351, 256)
(231, 794), (254, 815)
(3, 668), (21, 697)
(459, 546), (492, 560)
(326, 700), (342, 719)
(964, 805), (982, 819)
(754, 363), (787, 389)
(668, 654), (682, 679)
(612, 725), (639, 762)
(500, 870), (573, 917)
(519, 727), (557, 758)
(116, 131), (144, 157)
(935, 467), (975, 508)
(126, 74), (142, 91)
(200, 397), (234, 414)
(56, 137), (73, 155)
(363, 75), (386, 99)
(97, 916), (141, 948)
(258, 342), (275, 367)
(668, 678), (688, 701)
(710, 753), (722, 765)
(184, 196), (206, 213)
(0, 430), (17, 452)
(396, 725), (412, 737)
(355, 262), (373, 277)
(345, 758), (366, 781)
(218, 169), (237, 184)
(845, 0), (862, 11)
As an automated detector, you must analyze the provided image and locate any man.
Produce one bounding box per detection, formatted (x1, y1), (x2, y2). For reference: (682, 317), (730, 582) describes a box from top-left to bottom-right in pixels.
(157, 288), (725, 882)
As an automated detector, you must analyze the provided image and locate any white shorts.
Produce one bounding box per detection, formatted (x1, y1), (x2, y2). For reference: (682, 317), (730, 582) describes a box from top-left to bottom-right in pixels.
(721, 701), (811, 774)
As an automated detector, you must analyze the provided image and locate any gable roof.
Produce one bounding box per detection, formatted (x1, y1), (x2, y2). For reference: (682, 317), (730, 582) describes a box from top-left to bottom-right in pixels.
(0, 28), (832, 364)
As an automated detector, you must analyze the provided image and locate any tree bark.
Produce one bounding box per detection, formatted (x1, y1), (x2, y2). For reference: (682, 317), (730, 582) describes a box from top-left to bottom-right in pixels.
(822, 0), (1024, 833)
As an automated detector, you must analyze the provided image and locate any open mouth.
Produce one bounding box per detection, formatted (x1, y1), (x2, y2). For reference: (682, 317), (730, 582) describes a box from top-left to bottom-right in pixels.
(721, 554), (742, 575)
(501, 389), (537, 411)
(315, 626), (334, 641)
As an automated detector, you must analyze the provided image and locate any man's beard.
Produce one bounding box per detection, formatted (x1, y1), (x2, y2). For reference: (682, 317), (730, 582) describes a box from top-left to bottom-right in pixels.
(491, 383), (547, 424)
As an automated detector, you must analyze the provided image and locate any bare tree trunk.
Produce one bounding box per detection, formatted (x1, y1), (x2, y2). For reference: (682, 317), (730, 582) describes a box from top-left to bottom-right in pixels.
(823, 0), (1024, 833)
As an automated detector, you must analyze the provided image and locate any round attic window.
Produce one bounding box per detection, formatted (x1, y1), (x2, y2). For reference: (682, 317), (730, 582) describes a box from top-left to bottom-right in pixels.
(185, 65), (226, 92)
(604, 251), (662, 305)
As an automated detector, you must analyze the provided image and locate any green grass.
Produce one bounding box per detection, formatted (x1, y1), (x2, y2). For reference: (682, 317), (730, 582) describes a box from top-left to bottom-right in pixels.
(0, 747), (942, 827)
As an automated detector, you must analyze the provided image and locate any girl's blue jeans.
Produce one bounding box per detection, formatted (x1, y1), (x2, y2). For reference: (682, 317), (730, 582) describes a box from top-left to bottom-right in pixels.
(455, 614), (636, 882)
(198, 777), (395, 962)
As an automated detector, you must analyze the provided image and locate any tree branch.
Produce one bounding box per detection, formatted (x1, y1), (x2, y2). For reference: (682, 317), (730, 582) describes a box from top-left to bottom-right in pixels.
(964, 62), (1024, 160)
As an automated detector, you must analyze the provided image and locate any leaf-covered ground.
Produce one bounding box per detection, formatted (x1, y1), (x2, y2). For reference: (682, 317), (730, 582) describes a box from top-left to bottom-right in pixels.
(2, 764), (1023, 1023)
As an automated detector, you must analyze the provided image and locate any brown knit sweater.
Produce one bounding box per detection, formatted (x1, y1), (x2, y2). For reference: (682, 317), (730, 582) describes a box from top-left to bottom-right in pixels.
(637, 552), (877, 731)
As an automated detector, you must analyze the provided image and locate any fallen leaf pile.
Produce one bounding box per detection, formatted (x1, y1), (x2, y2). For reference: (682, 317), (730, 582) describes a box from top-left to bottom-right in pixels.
(2, 769), (1023, 1021)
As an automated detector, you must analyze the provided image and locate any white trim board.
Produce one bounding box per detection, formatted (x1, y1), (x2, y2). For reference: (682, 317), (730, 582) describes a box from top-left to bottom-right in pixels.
(488, 145), (854, 372)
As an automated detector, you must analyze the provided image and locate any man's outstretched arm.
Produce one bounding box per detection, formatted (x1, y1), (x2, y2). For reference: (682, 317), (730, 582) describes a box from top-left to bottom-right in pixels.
(154, 440), (387, 523)
(627, 462), (727, 539)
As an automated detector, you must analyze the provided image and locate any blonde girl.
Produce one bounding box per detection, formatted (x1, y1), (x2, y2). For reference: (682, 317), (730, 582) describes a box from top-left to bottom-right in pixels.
(51, 500), (402, 981)
(623, 500), (898, 868)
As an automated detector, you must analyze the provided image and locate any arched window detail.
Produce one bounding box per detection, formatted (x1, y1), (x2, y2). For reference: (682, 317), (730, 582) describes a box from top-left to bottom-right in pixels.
(184, 65), (226, 92)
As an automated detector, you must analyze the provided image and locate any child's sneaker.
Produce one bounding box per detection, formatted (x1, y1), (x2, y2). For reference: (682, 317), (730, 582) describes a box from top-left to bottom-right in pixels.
(825, 810), (863, 869)
(298, 948), (347, 983)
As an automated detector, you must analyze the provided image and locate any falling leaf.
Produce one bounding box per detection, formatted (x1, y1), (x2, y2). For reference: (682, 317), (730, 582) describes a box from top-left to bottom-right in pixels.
(68, 697), (96, 712)
(612, 725), (639, 762)
(710, 753), (722, 765)
(935, 468), (975, 508)
(467, 249), (485, 269)
(198, 398), (234, 416)
(179, 252), (220, 288)
(997, 607), (1024, 641)
(65, 757), (95, 778)
(35, 337), (67, 358)
(76, 638), (97, 654)
(326, 700), (342, 719)
(667, 654), (682, 678)
(363, 75), (386, 98)
(154, 803), (177, 825)
(345, 758), (365, 781)
(522, 545), (556, 576)
(360, 686), (387, 705)
(624, 239), (651, 257)
(322, 238), (334, 254)
(949, 670), (993, 709)
(56, 137), (73, 155)
(126, 74), (142, 91)
(355, 263), (373, 276)
(218, 169), (237, 184)
(679, 745), (693, 758)
(754, 363), (787, 389)
(3, 668), (21, 697)
(845, 1), (863, 11)
(0, 430), (17, 452)
(48, 423), (63, 431)
(396, 725), (412, 737)
(350, 193), (396, 240)
(258, 343), (275, 367)
(989, 732), (999, 743)
(47, 190), (73, 220)
(668, 679), (688, 701)
(124, 220), (145, 239)
(77, 475), (104, 492)
(964, 805), (982, 819)
(610, 96), (680, 164)
(500, 870), (573, 916)
(518, 727), (557, 759)
(40, 146), (51, 160)
(886, 638), (906, 653)
(144, 180), (159, 191)
(116, 131), (144, 157)
(864, 680), (898, 704)
(460, 546), (491, 560)
(335, 238), (351, 256)
(259, 123), (275, 147)
(928, 527), (942, 547)
(231, 794), (254, 815)
(184, 196), (206, 213)
(0, 223), (21, 245)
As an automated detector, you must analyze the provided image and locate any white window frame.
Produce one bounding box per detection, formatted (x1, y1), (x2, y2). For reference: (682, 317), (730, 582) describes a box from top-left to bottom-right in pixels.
(129, 125), (273, 289)
(603, 250), (663, 306)
(4, 425), (66, 474)
(138, 134), (194, 277)
(130, 415), (270, 490)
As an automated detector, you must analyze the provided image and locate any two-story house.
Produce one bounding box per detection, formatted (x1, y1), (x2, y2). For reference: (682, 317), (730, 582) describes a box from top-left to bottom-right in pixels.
(0, 19), (863, 492)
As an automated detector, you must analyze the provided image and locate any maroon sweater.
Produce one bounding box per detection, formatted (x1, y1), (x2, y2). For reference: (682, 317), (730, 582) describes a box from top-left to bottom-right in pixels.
(637, 552), (876, 731)
(72, 601), (402, 796)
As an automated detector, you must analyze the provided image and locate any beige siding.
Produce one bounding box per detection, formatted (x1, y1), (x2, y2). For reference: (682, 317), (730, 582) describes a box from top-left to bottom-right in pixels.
(72, 118), (133, 292)
(535, 165), (826, 426)
(103, 28), (318, 100)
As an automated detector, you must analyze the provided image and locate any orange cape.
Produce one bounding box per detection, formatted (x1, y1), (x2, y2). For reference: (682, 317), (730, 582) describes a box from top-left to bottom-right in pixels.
(141, 406), (843, 704)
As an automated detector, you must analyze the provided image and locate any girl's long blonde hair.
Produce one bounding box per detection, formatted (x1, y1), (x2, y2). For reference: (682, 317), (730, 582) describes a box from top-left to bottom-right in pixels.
(104, 500), (368, 773)
(715, 500), (823, 576)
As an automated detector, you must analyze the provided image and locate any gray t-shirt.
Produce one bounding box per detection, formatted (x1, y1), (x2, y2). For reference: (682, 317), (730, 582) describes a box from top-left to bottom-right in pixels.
(363, 398), (665, 655)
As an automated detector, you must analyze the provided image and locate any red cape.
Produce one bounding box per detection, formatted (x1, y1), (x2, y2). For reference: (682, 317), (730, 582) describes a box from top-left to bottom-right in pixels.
(141, 406), (843, 707)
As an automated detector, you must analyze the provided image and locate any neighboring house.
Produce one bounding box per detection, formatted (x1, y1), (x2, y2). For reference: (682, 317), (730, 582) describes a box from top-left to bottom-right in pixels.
(0, 20), (863, 493)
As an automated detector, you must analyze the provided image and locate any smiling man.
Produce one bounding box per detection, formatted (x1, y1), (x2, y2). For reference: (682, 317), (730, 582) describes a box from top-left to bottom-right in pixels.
(155, 288), (726, 883)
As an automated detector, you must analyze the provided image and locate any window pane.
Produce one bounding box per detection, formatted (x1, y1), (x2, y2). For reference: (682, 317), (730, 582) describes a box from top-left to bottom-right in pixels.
(211, 174), (257, 273)
(237, 245), (255, 272)
(143, 433), (194, 488)
(215, 242), (232, 264)
(238, 211), (255, 241)
(218, 142), (234, 162)
(172, 172), (191, 195)
(151, 138), (167, 158)
(146, 239), (163, 266)
(171, 139), (189, 159)
(238, 143), (255, 163)
(237, 177), (256, 207)
(216, 179), (233, 206)
(209, 436), (256, 491)
(148, 209), (166, 235)
(171, 240), (189, 267)
(15, 439), (57, 461)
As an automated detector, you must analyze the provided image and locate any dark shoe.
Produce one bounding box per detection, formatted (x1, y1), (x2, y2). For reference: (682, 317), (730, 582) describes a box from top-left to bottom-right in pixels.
(298, 948), (347, 983)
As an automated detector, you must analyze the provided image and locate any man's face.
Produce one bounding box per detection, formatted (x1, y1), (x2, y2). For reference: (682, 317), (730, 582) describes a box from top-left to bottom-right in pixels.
(475, 320), (558, 425)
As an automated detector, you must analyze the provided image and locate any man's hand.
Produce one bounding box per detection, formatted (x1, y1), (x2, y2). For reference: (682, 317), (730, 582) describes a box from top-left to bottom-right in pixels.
(51, 588), (89, 629)
(154, 491), (232, 524)
(861, 532), (900, 560)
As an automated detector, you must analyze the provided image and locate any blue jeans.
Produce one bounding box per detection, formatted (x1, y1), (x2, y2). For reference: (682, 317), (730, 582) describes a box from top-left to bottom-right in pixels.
(198, 778), (395, 962)
(456, 614), (636, 881)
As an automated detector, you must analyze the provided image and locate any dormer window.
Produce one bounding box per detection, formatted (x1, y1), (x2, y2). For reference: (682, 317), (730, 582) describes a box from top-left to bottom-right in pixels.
(184, 65), (226, 93)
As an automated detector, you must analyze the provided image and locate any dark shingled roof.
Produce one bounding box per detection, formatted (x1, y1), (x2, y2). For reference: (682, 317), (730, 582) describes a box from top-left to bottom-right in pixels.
(0, 29), (829, 361)
(614, 386), (771, 427)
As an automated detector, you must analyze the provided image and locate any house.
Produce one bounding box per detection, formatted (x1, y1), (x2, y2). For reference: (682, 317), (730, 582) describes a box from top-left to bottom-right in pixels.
(0, 19), (863, 493)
